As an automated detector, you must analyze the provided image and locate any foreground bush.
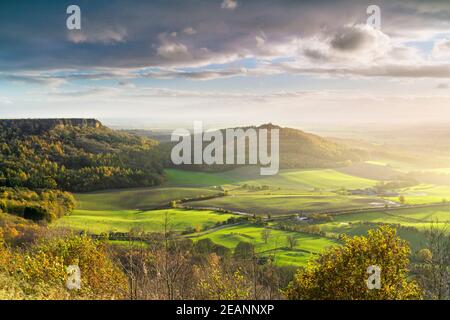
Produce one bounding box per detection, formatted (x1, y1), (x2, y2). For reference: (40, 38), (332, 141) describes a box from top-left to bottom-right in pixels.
(0, 232), (128, 299)
(285, 226), (422, 300)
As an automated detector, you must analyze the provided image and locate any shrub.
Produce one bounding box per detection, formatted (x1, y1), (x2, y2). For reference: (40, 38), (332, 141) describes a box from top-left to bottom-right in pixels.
(285, 226), (422, 300)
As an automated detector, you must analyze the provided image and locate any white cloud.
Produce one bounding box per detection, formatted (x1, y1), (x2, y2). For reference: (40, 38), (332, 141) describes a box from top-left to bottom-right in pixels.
(182, 27), (197, 35)
(221, 0), (238, 10)
(157, 41), (190, 60)
(432, 39), (450, 60)
(0, 96), (12, 105)
(67, 28), (128, 44)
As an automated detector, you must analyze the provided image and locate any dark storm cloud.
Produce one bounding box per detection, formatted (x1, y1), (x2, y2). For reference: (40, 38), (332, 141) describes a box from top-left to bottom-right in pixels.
(330, 26), (374, 51)
(0, 0), (449, 76)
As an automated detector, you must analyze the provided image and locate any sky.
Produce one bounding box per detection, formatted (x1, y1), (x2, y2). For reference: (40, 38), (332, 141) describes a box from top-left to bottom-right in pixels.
(1, 0), (450, 128)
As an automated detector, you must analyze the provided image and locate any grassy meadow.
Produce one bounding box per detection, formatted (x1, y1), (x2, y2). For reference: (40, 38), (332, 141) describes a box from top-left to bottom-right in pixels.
(54, 165), (450, 266)
(75, 186), (219, 211)
(193, 223), (339, 266)
(54, 208), (235, 234)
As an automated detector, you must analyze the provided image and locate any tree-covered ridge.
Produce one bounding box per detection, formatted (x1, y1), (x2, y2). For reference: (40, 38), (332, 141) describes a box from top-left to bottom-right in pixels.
(0, 119), (165, 192)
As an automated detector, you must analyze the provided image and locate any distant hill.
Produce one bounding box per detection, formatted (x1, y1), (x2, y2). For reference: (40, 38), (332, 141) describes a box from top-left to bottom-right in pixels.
(0, 119), (165, 192)
(274, 124), (366, 169)
(154, 123), (367, 171)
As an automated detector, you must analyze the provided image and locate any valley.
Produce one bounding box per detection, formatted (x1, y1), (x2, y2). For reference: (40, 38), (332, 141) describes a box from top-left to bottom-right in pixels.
(1, 119), (449, 299)
(55, 162), (450, 267)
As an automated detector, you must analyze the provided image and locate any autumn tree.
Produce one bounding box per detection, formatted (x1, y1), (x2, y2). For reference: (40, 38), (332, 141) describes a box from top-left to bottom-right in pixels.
(194, 253), (251, 300)
(285, 226), (422, 300)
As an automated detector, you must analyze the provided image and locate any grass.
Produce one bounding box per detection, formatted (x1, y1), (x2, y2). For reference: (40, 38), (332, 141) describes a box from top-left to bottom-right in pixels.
(317, 205), (450, 250)
(270, 169), (377, 190)
(330, 205), (450, 228)
(189, 193), (382, 215)
(425, 168), (450, 174)
(386, 184), (450, 205)
(193, 223), (338, 265)
(262, 249), (313, 267)
(75, 186), (219, 211)
(165, 167), (377, 190)
(54, 208), (235, 234)
(164, 169), (238, 187)
(164, 168), (380, 215)
(56, 168), (450, 267)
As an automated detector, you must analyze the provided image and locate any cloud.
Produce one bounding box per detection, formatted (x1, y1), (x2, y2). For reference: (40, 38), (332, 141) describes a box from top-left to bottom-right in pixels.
(278, 62), (450, 79)
(157, 41), (190, 60)
(0, 96), (12, 105)
(0, 73), (66, 87)
(221, 0), (238, 10)
(67, 28), (128, 44)
(432, 39), (450, 59)
(182, 27), (197, 35)
(300, 24), (391, 64)
(330, 25), (388, 54)
(140, 67), (250, 80)
(1, 0), (450, 83)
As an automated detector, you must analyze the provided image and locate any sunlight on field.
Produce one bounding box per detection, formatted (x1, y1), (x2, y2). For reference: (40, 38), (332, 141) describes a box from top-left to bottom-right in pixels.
(387, 184), (450, 205)
(426, 168), (450, 174)
(318, 205), (450, 250)
(189, 194), (381, 215)
(76, 187), (219, 211)
(194, 224), (337, 255)
(54, 209), (235, 233)
(60, 168), (450, 267)
(166, 168), (377, 190)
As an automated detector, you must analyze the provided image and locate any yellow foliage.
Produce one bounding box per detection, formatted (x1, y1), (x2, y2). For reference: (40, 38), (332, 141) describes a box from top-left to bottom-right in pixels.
(194, 254), (251, 300)
(285, 226), (422, 300)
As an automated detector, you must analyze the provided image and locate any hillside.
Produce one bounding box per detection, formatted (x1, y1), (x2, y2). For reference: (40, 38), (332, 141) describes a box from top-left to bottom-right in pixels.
(162, 123), (366, 171)
(275, 125), (366, 169)
(0, 119), (165, 192)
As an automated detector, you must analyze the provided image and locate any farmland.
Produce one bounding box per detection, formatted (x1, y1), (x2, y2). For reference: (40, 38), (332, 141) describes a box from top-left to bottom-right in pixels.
(75, 186), (220, 211)
(54, 208), (236, 234)
(192, 223), (338, 266)
(189, 193), (381, 215)
(54, 166), (450, 266)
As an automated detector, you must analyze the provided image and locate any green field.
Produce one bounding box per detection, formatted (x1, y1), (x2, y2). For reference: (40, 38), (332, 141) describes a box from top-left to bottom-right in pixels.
(192, 223), (338, 266)
(54, 208), (235, 233)
(164, 169), (238, 187)
(317, 205), (450, 250)
(165, 168), (377, 190)
(164, 168), (380, 215)
(331, 205), (450, 226)
(388, 184), (450, 205)
(189, 193), (382, 215)
(75, 186), (219, 211)
(54, 167), (450, 267)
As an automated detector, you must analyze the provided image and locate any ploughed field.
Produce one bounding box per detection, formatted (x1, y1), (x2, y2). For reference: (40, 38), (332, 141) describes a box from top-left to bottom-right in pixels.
(54, 164), (450, 266)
